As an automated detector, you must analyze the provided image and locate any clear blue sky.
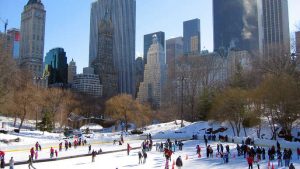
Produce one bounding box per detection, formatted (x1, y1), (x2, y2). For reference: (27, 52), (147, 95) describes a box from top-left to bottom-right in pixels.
(0, 0), (299, 73)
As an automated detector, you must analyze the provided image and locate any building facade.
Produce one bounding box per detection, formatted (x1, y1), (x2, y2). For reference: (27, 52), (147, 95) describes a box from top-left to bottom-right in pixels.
(72, 67), (102, 97)
(137, 35), (166, 109)
(144, 31), (165, 64)
(20, 0), (46, 77)
(260, 0), (290, 54)
(296, 31), (300, 55)
(213, 0), (259, 53)
(91, 10), (118, 98)
(166, 37), (183, 80)
(89, 0), (136, 95)
(134, 57), (144, 98)
(44, 48), (68, 85)
(68, 59), (76, 84)
(183, 18), (201, 55)
(7, 28), (20, 62)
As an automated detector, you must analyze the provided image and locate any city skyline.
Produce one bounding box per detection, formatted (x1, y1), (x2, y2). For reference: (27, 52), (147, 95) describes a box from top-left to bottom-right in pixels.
(0, 0), (299, 73)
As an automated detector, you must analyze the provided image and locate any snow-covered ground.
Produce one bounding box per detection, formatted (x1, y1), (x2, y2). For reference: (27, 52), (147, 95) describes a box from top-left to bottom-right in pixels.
(0, 117), (299, 168)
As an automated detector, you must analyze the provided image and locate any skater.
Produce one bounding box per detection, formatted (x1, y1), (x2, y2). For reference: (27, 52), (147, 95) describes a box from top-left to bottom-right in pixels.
(262, 148), (265, 160)
(138, 151), (143, 164)
(196, 145), (201, 158)
(50, 147), (54, 158)
(254, 156), (260, 169)
(34, 150), (38, 160)
(204, 137), (208, 147)
(30, 147), (35, 160)
(88, 144), (92, 153)
(28, 155), (36, 169)
(206, 145), (210, 158)
(65, 141), (68, 151)
(127, 143), (131, 155)
(121, 134), (124, 143)
(277, 150), (282, 167)
(289, 163), (295, 169)
(178, 141), (184, 151)
(35, 142), (39, 151)
(247, 155), (254, 169)
(38, 144), (41, 151)
(0, 157), (5, 169)
(59, 142), (62, 151)
(297, 148), (300, 160)
(143, 151), (147, 164)
(98, 148), (102, 154)
(55, 150), (58, 158)
(176, 156), (183, 169)
(9, 157), (14, 169)
(91, 150), (96, 162)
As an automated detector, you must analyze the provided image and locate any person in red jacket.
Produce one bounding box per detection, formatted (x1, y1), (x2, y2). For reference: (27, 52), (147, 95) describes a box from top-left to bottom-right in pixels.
(297, 148), (300, 160)
(55, 149), (58, 158)
(196, 145), (201, 158)
(50, 147), (54, 158)
(247, 156), (254, 169)
(30, 147), (35, 160)
(127, 143), (131, 155)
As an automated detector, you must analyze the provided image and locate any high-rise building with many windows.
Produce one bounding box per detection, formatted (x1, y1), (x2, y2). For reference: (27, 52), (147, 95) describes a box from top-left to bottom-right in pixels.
(137, 35), (166, 109)
(89, 0), (136, 95)
(183, 18), (201, 55)
(20, 0), (46, 77)
(144, 31), (165, 65)
(91, 9), (118, 98)
(166, 37), (183, 80)
(68, 59), (76, 84)
(260, 0), (290, 54)
(72, 67), (102, 97)
(213, 0), (259, 53)
(44, 48), (68, 85)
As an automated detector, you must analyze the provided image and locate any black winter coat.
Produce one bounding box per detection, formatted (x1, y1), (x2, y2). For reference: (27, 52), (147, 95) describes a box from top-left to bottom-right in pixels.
(176, 157), (183, 167)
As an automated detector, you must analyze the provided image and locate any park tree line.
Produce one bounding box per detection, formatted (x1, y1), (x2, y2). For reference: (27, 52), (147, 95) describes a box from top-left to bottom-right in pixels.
(161, 44), (300, 139)
(0, 39), (153, 132)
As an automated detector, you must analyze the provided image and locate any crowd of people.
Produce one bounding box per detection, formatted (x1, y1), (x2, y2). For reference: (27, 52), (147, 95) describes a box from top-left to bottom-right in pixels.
(1, 132), (299, 169)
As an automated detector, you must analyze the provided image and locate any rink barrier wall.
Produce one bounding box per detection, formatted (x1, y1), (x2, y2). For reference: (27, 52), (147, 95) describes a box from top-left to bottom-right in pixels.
(5, 146), (141, 166)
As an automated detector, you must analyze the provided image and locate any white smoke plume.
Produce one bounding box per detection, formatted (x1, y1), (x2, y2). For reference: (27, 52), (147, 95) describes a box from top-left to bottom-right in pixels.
(242, 0), (257, 39)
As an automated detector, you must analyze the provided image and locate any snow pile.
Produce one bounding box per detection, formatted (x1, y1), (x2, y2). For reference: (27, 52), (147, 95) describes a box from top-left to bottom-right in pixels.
(80, 123), (103, 131)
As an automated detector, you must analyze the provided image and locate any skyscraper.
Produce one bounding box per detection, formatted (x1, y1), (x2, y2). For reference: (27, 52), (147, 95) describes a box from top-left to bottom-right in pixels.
(92, 9), (118, 98)
(183, 18), (201, 55)
(166, 37), (183, 80)
(89, 0), (136, 95)
(20, 0), (46, 77)
(144, 31), (165, 64)
(44, 48), (68, 85)
(213, 0), (259, 53)
(68, 59), (77, 84)
(137, 35), (166, 109)
(260, 0), (290, 54)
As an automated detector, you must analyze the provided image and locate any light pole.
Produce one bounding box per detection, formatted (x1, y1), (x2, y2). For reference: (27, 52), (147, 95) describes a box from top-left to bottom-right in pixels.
(34, 76), (39, 130)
